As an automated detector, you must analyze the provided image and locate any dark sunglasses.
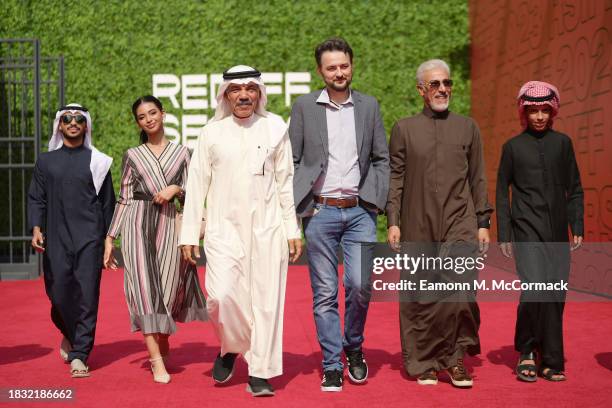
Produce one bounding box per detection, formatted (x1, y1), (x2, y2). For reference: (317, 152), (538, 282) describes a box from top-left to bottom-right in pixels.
(425, 79), (453, 89)
(61, 114), (87, 124)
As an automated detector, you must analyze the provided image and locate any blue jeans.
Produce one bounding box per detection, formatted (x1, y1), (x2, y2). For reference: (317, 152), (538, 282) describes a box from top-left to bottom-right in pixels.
(303, 203), (377, 371)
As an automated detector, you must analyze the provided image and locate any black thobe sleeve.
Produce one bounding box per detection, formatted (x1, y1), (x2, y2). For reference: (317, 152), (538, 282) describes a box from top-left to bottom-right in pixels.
(495, 142), (513, 242)
(99, 171), (116, 233)
(27, 159), (47, 233)
(565, 139), (584, 237)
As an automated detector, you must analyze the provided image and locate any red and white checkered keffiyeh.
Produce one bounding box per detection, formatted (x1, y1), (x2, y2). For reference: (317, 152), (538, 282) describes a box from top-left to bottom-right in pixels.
(517, 81), (560, 129)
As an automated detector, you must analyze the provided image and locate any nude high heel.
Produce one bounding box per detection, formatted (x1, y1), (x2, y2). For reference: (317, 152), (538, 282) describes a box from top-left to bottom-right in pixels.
(149, 357), (171, 384)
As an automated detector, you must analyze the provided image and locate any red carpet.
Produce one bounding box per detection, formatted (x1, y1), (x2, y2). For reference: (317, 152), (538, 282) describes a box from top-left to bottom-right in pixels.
(1, 266), (611, 407)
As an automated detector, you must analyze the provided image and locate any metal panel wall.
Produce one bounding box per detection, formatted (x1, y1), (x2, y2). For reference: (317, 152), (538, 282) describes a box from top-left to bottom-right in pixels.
(0, 39), (64, 280)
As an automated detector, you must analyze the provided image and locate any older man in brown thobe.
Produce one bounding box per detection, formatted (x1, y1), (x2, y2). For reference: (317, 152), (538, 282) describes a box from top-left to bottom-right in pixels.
(386, 59), (493, 388)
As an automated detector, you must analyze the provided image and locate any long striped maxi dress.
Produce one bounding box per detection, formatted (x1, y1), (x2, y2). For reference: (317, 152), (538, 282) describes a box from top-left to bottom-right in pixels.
(108, 142), (207, 334)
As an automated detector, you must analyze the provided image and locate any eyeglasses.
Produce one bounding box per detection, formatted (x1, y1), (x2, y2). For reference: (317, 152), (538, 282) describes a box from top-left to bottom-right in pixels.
(423, 79), (453, 90)
(61, 114), (87, 124)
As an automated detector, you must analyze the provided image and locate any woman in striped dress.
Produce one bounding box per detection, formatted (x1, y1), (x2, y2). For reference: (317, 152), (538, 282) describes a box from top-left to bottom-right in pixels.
(103, 95), (207, 383)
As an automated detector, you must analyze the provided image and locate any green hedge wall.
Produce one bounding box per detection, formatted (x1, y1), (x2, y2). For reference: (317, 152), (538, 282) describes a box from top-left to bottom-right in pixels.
(1, 0), (470, 241)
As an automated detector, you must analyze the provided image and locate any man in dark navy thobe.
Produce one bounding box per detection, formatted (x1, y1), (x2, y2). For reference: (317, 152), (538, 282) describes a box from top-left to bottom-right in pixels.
(28, 104), (115, 377)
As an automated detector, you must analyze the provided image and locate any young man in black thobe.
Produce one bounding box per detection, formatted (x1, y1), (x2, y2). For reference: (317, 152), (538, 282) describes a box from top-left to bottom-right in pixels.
(496, 81), (584, 382)
(28, 104), (115, 377)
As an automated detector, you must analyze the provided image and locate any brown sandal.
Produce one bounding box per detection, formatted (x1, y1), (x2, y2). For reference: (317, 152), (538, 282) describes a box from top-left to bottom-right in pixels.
(59, 337), (71, 363)
(70, 359), (90, 378)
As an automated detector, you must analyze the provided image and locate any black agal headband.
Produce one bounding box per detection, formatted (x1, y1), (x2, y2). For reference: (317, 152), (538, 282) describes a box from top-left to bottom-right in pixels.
(222, 68), (261, 80)
(521, 90), (555, 103)
(58, 105), (89, 113)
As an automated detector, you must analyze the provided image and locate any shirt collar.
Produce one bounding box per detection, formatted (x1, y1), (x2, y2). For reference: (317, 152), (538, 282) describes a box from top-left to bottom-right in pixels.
(60, 142), (86, 151)
(317, 88), (353, 109)
(526, 127), (551, 139)
(230, 112), (258, 128)
(422, 104), (450, 119)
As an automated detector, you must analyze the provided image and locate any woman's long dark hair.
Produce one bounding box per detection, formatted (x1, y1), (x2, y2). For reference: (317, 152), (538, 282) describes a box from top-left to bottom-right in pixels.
(131, 95), (164, 144)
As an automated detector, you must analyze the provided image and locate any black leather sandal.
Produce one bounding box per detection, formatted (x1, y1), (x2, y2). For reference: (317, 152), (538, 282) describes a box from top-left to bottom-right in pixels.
(516, 352), (537, 382)
(540, 367), (566, 382)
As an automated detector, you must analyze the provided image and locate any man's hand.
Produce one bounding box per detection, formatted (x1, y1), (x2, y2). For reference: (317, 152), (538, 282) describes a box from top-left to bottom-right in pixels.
(500, 242), (513, 258)
(31, 226), (45, 253)
(103, 236), (118, 269)
(387, 226), (401, 252)
(153, 185), (181, 205)
(570, 235), (583, 251)
(181, 245), (201, 265)
(478, 228), (490, 254)
(288, 238), (303, 263)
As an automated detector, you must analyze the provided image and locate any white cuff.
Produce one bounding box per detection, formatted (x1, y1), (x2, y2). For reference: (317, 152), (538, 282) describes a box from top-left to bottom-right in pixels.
(178, 224), (201, 246)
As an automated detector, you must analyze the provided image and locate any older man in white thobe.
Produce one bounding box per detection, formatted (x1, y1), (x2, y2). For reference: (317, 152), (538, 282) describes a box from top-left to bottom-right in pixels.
(180, 65), (302, 397)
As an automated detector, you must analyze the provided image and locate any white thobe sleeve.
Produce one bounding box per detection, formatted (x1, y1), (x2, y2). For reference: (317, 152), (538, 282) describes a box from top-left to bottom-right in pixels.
(274, 131), (301, 240)
(179, 127), (211, 246)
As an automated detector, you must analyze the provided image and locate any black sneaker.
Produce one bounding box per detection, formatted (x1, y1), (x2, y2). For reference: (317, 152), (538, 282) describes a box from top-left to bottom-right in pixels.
(212, 352), (237, 383)
(345, 348), (368, 383)
(246, 376), (275, 397)
(321, 369), (343, 392)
